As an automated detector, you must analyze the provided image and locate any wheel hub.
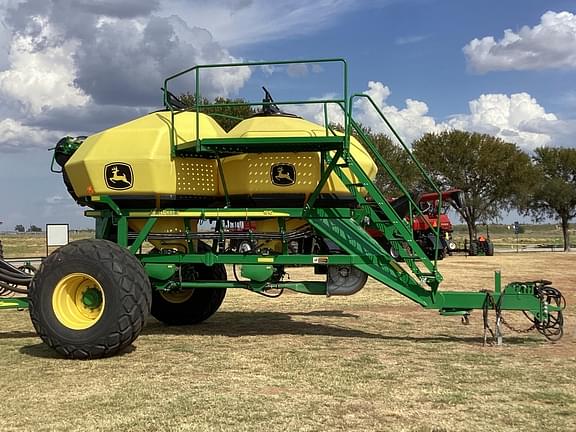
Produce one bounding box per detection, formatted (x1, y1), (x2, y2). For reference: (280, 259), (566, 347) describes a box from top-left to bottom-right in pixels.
(82, 287), (103, 310)
(52, 273), (106, 330)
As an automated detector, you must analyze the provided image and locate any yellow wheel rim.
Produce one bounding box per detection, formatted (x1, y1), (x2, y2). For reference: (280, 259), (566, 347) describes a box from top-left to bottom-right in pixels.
(160, 290), (194, 304)
(52, 273), (105, 330)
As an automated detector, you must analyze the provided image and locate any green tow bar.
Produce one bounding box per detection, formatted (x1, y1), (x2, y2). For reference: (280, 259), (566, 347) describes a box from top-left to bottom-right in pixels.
(0, 298), (29, 310)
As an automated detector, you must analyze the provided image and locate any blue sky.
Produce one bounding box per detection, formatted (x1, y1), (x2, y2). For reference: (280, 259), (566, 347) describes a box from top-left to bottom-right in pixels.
(1, 0), (575, 229)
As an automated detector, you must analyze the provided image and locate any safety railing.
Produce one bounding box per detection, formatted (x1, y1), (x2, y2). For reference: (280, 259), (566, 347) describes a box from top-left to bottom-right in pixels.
(162, 58), (349, 155)
(346, 94), (444, 263)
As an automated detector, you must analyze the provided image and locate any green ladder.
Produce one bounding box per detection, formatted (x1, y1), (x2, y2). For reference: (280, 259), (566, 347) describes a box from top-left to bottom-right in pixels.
(308, 212), (434, 306)
(323, 150), (442, 291)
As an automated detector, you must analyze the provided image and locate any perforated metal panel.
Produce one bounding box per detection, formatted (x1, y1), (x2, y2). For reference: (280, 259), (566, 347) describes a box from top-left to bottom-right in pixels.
(175, 158), (219, 195)
(223, 153), (318, 194)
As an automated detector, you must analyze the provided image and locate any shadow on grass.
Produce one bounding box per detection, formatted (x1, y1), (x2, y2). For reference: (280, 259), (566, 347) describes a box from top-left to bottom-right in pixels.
(19, 343), (64, 359)
(19, 343), (136, 359)
(142, 310), (540, 346)
(8, 309), (541, 359)
(0, 330), (37, 339)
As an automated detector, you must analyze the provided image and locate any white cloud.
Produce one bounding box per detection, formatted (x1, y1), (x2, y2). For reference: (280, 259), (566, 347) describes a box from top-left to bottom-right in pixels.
(291, 93), (346, 127)
(292, 81), (443, 145)
(0, 16), (90, 115)
(446, 93), (558, 150)
(0, 0), (254, 151)
(162, 0), (364, 48)
(0, 118), (64, 151)
(464, 11), (576, 73)
(351, 84), (572, 151)
(294, 82), (572, 151)
(354, 81), (443, 145)
(1, 1), (574, 157)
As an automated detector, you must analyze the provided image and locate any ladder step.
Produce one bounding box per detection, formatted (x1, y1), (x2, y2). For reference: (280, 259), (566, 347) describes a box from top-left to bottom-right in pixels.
(371, 221), (388, 226)
(328, 152), (441, 283)
(360, 201), (386, 207)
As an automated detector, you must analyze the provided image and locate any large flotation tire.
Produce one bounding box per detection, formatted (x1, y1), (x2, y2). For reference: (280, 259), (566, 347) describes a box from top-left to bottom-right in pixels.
(29, 239), (151, 359)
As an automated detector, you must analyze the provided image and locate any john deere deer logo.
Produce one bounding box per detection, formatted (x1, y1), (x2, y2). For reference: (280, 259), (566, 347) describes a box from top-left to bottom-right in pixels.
(105, 163), (133, 190)
(271, 163), (296, 186)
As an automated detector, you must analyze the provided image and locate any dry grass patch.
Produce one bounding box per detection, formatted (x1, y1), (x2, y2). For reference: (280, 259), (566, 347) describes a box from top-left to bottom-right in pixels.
(1, 252), (575, 431)
(0, 232), (94, 258)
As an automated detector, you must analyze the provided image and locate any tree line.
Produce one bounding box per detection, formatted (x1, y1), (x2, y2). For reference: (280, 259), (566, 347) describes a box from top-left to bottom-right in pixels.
(14, 224), (42, 233)
(359, 130), (575, 251)
(179, 95), (576, 251)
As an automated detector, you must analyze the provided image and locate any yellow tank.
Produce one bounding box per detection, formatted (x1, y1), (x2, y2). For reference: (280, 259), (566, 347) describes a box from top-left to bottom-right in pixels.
(223, 116), (377, 197)
(63, 110), (378, 252)
(65, 111), (226, 199)
(65, 111), (377, 203)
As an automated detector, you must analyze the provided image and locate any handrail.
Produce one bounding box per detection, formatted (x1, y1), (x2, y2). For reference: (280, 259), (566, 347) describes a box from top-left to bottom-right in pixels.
(349, 94), (441, 195)
(347, 94), (444, 263)
(162, 58), (348, 154)
(161, 59), (443, 264)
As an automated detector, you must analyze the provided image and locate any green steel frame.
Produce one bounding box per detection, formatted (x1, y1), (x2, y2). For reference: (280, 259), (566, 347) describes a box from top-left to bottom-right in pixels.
(0, 298), (28, 309)
(78, 58), (563, 326)
(3, 59), (562, 329)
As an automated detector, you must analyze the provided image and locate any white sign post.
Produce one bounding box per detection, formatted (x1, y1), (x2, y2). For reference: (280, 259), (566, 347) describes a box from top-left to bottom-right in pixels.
(46, 224), (69, 256)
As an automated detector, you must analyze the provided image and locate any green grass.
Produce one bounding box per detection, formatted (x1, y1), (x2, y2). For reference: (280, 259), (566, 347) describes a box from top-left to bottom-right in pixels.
(6, 303), (573, 432)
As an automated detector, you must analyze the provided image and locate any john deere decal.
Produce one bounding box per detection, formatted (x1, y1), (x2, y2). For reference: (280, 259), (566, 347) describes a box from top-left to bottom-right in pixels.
(105, 163), (133, 190)
(271, 163), (296, 186)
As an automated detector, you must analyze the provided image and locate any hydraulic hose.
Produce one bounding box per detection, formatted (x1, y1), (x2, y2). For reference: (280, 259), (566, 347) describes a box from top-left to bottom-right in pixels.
(0, 258), (34, 295)
(0, 280), (28, 294)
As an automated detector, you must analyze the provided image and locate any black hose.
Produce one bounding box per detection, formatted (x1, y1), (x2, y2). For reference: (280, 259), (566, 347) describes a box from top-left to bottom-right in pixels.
(0, 270), (33, 285)
(256, 288), (284, 298)
(0, 267), (33, 279)
(0, 262), (34, 278)
(529, 283), (565, 341)
(0, 280), (28, 294)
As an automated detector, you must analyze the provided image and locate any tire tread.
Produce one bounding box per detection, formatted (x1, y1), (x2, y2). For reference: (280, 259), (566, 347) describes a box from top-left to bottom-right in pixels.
(29, 239), (151, 359)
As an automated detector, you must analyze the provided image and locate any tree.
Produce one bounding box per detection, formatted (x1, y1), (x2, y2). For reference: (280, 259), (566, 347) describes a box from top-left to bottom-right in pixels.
(14, 224), (25, 233)
(413, 130), (534, 242)
(179, 94), (256, 131)
(330, 123), (419, 196)
(27, 225), (42, 233)
(526, 147), (576, 251)
(369, 132), (420, 196)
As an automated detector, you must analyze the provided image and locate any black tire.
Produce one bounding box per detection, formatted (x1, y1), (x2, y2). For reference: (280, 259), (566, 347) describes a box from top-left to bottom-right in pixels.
(389, 244), (404, 262)
(151, 263), (227, 325)
(469, 241), (478, 256)
(150, 242), (227, 325)
(436, 248), (446, 261)
(29, 239), (151, 359)
(484, 239), (495, 256)
(424, 248), (445, 260)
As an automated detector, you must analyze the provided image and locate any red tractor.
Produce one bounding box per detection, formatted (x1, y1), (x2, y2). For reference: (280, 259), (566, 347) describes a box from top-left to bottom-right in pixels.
(366, 189), (463, 260)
